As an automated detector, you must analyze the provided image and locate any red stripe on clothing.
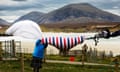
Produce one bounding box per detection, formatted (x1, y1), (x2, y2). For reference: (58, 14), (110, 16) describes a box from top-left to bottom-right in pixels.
(71, 37), (73, 48)
(78, 37), (80, 44)
(56, 37), (59, 48)
(64, 38), (66, 50)
(49, 37), (51, 44)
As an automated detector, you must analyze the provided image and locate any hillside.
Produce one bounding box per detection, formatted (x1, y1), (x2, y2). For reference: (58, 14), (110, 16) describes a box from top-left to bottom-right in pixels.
(0, 18), (10, 26)
(40, 22), (120, 32)
(14, 11), (44, 24)
(1, 22), (120, 33)
(14, 3), (120, 24)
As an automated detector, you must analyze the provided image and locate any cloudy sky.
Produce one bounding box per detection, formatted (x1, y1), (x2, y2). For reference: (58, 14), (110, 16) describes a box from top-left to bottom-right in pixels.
(0, 0), (120, 22)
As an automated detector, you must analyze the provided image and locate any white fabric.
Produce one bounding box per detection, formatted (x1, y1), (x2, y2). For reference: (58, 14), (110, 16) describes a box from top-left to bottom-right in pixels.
(5, 20), (42, 40)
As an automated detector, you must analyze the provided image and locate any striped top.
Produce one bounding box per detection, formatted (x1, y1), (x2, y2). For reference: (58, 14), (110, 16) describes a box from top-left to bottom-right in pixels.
(41, 36), (84, 50)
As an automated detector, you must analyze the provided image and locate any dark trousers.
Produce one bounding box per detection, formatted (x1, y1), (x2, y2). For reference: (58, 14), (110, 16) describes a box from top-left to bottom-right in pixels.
(33, 68), (40, 72)
(31, 57), (42, 72)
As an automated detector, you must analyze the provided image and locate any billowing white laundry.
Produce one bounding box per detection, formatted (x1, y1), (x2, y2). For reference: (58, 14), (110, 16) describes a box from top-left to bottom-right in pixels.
(5, 20), (42, 40)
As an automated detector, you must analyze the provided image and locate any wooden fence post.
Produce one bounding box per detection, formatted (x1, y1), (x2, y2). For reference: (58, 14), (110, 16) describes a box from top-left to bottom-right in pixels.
(81, 53), (84, 66)
(81, 44), (88, 66)
(19, 41), (24, 72)
(0, 42), (2, 60)
(11, 40), (16, 57)
(115, 63), (119, 72)
(20, 53), (24, 72)
(113, 58), (119, 72)
(43, 48), (46, 63)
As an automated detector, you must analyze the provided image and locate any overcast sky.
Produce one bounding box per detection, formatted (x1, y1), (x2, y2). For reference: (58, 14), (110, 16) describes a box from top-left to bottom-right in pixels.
(0, 0), (120, 22)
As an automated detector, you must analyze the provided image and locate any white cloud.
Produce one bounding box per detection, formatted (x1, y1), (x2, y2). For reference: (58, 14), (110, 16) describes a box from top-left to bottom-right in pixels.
(0, 16), (19, 22)
(113, 6), (119, 9)
(105, 9), (120, 16)
(0, 0), (44, 11)
(0, 0), (30, 6)
(0, 0), (120, 22)
(0, 0), (18, 5)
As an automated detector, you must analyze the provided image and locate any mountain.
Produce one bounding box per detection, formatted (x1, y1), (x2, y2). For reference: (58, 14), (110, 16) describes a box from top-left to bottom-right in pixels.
(14, 11), (45, 24)
(58, 17), (109, 24)
(0, 18), (10, 26)
(42, 3), (120, 23)
(14, 3), (120, 24)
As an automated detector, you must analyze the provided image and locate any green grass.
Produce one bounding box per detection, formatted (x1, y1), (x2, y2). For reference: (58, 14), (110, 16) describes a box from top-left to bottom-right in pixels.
(46, 55), (114, 64)
(22, 54), (115, 65)
(42, 63), (115, 72)
(0, 60), (119, 72)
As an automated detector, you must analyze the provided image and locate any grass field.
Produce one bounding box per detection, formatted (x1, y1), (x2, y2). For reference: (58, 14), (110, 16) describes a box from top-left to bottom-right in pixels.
(0, 60), (118, 72)
(1, 23), (120, 33)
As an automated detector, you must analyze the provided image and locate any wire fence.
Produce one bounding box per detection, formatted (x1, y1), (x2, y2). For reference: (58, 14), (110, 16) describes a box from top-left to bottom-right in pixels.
(0, 40), (25, 72)
(0, 40), (21, 60)
(0, 39), (119, 72)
